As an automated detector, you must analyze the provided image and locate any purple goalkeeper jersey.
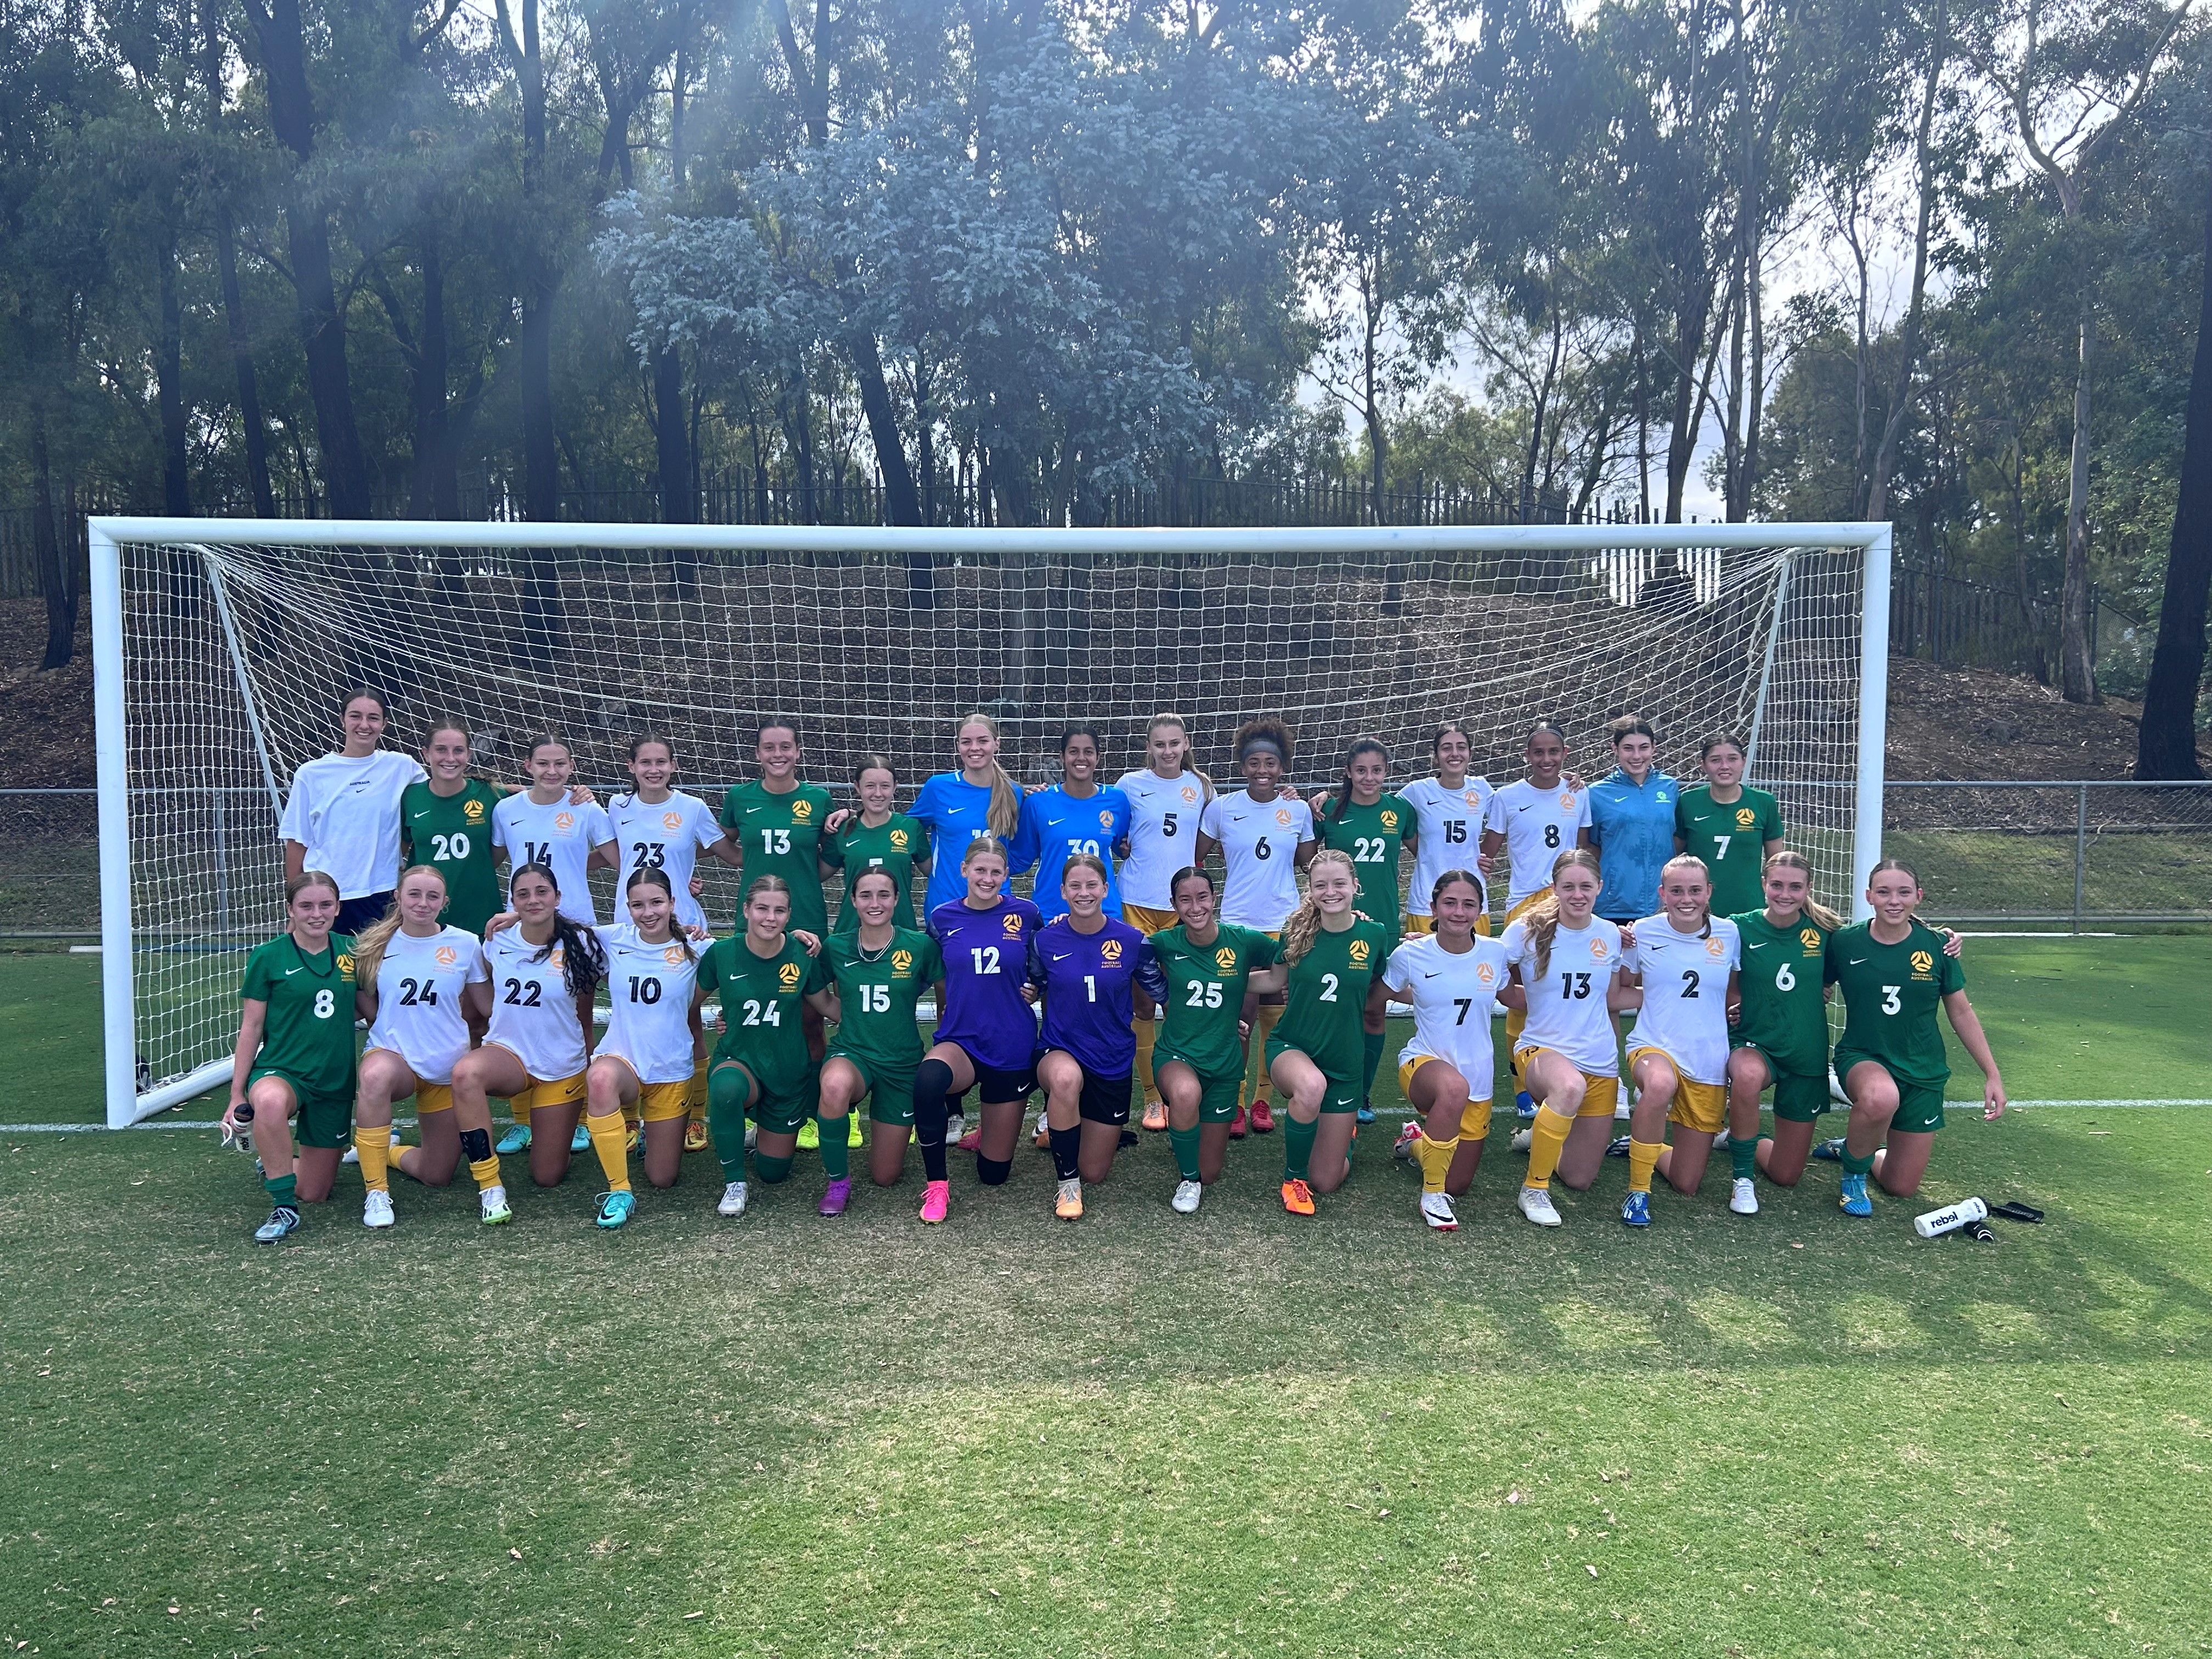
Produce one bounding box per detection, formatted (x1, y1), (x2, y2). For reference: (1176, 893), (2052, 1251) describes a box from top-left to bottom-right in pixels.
(928, 894), (1046, 1070)
(1025, 915), (1163, 1078)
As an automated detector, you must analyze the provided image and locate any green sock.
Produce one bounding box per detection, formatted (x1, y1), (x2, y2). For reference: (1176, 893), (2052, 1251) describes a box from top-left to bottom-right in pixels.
(264, 1171), (297, 1208)
(1731, 1131), (1762, 1181)
(1362, 1029), (1384, 1105)
(707, 1066), (751, 1183)
(1842, 1146), (1876, 1177)
(1167, 1123), (1201, 1182)
(818, 1115), (849, 1180)
(755, 1153), (793, 1184)
(1284, 1115), (1317, 1182)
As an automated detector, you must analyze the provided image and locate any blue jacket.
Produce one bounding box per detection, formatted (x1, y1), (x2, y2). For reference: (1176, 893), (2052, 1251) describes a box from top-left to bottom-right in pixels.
(1588, 768), (1679, 920)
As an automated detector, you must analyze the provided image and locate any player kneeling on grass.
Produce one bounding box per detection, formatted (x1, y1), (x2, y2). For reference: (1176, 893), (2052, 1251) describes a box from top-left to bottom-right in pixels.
(1615, 856), (1741, 1227)
(1814, 860), (2006, 1215)
(1385, 871), (1514, 1232)
(353, 865), (495, 1228)
(1150, 866), (1276, 1215)
(1263, 850), (1390, 1217)
(1028, 855), (1159, 1221)
(461, 865), (618, 1221)
(1500, 849), (1633, 1228)
(224, 872), (359, 1243)
(695, 876), (835, 1221)
(817, 870), (944, 1202)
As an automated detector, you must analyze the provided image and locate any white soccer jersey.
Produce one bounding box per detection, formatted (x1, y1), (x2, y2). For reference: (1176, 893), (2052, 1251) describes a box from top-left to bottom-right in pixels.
(1500, 913), (1624, 1075)
(278, 749), (427, 899)
(607, 789), (725, 929)
(1199, 789), (1316, 932)
(493, 792), (615, 925)
(364, 924), (488, 1084)
(596, 924), (706, 1085)
(1402, 775), (1495, 917)
(1115, 768), (1211, 910)
(483, 924), (590, 1081)
(1385, 932), (1511, 1093)
(1623, 913), (1740, 1084)
(1485, 780), (1593, 909)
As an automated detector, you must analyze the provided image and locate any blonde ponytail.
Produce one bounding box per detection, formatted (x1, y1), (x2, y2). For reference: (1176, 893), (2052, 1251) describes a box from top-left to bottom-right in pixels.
(351, 864), (444, 985)
(1282, 849), (1357, 966)
(958, 712), (1023, 840)
(1524, 848), (1600, 978)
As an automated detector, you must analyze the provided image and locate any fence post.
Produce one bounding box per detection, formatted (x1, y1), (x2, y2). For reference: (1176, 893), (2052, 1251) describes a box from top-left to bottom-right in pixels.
(2073, 783), (2088, 935)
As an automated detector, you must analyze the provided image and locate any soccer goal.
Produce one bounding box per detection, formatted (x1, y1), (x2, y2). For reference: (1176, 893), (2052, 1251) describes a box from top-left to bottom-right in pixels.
(88, 518), (1892, 1128)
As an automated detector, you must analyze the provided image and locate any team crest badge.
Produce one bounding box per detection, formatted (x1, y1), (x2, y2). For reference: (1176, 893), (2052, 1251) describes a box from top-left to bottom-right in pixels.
(336, 953), (356, 979)
(662, 811), (684, 833)
(554, 810), (575, 833)
(1214, 946), (1238, 973)
(1799, 928), (1821, 952)
(1476, 962), (1497, 986)
(1002, 913), (1024, 937)
(462, 798), (486, 822)
(890, 829), (909, 849)
(1705, 937), (1726, 959)
(1102, 938), (1124, 963)
(1589, 938), (1609, 960)
(1735, 807), (1757, 830)
(792, 799), (814, 820)
(779, 962), (803, 989)
(549, 946), (565, 968)
(1464, 790), (1481, 808)
(1348, 939), (1371, 964)
(1099, 809), (1115, 830)
(1559, 792), (1577, 810)
(663, 945), (687, 966)
(1181, 786), (1197, 804)
(435, 945), (459, 967)
(1910, 950), (1935, 974)
(891, 949), (913, 974)
(1274, 808), (1293, 826)
(1380, 810), (1399, 831)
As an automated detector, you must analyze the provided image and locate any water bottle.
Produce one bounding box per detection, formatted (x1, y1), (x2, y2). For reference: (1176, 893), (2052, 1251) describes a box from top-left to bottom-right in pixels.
(1913, 1195), (1989, 1239)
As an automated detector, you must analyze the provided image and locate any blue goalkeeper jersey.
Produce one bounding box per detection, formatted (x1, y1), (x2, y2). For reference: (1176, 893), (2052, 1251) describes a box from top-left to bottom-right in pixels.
(1009, 784), (1132, 920)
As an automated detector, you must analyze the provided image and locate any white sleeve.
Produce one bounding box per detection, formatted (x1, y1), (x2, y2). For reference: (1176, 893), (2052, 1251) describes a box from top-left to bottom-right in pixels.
(1198, 799), (1223, 838)
(490, 799), (512, 851)
(1483, 791), (1508, 834)
(586, 802), (616, 846)
(1295, 802), (1316, 845)
(692, 801), (724, 850)
(1573, 794), (1593, 830)
(463, 939), (489, 984)
(278, 774), (311, 843)
(1383, 940), (1415, 994)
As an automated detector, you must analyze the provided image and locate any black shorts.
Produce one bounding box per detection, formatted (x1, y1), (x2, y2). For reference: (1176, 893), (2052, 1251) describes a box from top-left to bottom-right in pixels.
(949, 1047), (1036, 1105)
(1077, 1071), (1136, 1127)
(336, 891), (394, 933)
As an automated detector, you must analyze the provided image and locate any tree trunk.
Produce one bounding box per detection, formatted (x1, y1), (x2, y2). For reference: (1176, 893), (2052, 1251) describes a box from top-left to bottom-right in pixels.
(1867, 0), (1946, 523)
(510, 0), (564, 650)
(156, 245), (193, 518)
(205, 0), (276, 518)
(1664, 296), (1709, 522)
(2059, 292), (2098, 703)
(412, 235), (460, 520)
(31, 404), (75, 670)
(2136, 172), (2212, 778)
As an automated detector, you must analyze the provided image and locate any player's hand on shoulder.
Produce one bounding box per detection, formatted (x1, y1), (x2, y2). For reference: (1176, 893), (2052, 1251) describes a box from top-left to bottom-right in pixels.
(484, 910), (520, 936)
(825, 807), (853, 833)
(792, 928), (822, 957)
(1941, 927), (1963, 958)
(567, 784), (595, 805)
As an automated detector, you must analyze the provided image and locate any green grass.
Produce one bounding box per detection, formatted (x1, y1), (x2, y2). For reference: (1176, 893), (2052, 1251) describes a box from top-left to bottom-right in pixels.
(2, 940), (2209, 1656)
(1888, 827), (2212, 922)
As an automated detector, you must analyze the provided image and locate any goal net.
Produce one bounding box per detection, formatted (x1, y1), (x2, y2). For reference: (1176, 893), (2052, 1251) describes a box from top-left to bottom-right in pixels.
(90, 521), (1890, 1127)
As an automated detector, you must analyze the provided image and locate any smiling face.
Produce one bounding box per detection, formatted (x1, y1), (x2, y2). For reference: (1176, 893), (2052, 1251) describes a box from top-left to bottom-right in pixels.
(1867, 867), (1921, 927)
(962, 844), (1007, 905)
(1240, 747), (1283, 798)
(1346, 749), (1387, 803)
(1148, 721), (1190, 776)
(424, 726), (470, 785)
(509, 868), (561, 926)
(1434, 728), (1471, 782)
(1701, 741), (1745, 790)
(1551, 861), (1600, 923)
(856, 766), (896, 816)
(527, 742), (574, 793)
(1659, 862), (1711, 931)
(1525, 730), (1567, 787)
(1762, 860), (1810, 921)
(341, 695), (386, 755)
(1432, 877), (1485, 940)
(627, 878), (675, 939)
(1171, 870), (1217, 933)
(628, 741), (675, 795)
(1308, 859), (1357, 915)
(755, 724), (800, 783)
(1062, 860), (1107, 918)
(957, 721), (998, 776)
(396, 867), (447, 929)
(288, 881), (340, 941)
(1060, 732), (1099, 788)
(744, 884), (792, 942)
(852, 871), (898, 930)
(1613, 731), (1655, 780)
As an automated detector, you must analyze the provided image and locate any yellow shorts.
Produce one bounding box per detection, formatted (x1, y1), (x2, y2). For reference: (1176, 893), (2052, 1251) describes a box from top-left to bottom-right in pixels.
(1397, 1055), (1493, 1139)
(639, 1080), (693, 1122)
(1402, 913), (1493, 938)
(1504, 888), (1550, 924)
(1122, 902), (1177, 935)
(1513, 1047), (1619, 1118)
(1628, 1047), (1728, 1134)
(413, 1082), (454, 1115)
(518, 1071), (586, 1111)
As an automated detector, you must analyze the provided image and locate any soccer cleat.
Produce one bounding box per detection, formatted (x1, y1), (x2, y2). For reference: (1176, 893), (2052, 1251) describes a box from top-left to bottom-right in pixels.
(1249, 1100), (1277, 1134)
(341, 1144), (360, 1165)
(1510, 1127), (1534, 1153)
(918, 1179), (951, 1224)
(743, 1123), (758, 1152)
(252, 1205), (301, 1244)
(595, 1189), (636, 1229)
(1730, 1177), (1759, 1216)
(819, 1177), (853, 1217)
(1393, 1121), (1422, 1161)
(570, 1124), (591, 1153)
(1811, 1137), (1846, 1163)
(1032, 1118), (1051, 1149)
(1420, 1190), (1460, 1232)
(847, 1114), (864, 1147)
(1712, 1128), (1733, 1150)
(797, 1118), (821, 1151)
(496, 1123), (532, 1155)
(1119, 1128), (1139, 1148)
(944, 1113), (966, 1149)
(717, 1180), (749, 1218)
(1621, 1190), (1652, 1227)
(362, 1190), (396, 1230)
(1227, 1105), (1249, 1139)
(1356, 1103), (1376, 1124)
(683, 1120), (710, 1152)
(1605, 1135), (1632, 1158)
(1054, 1178), (1085, 1220)
(1142, 1101), (1168, 1132)
(959, 1127), (984, 1152)
(1280, 1177), (1316, 1216)
(1838, 1172), (1874, 1217)
(1514, 1090), (1537, 1120)
(1615, 1092), (1633, 1121)
(1171, 1178), (1203, 1215)
(624, 1126), (641, 1153)
(479, 1186), (514, 1226)
(1516, 1185), (1562, 1228)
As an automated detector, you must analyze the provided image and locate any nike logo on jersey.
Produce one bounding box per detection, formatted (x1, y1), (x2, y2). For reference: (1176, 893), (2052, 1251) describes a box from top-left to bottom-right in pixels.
(1848, 957), (1869, 966)
(1746, 940), (1767, 950)
(283, 966), (303, 975)
(1514, 803), (1533, 814)
(1421, 970), (1442, 979)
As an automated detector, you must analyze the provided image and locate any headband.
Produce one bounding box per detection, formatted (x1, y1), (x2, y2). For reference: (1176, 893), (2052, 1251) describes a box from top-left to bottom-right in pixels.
(1238, 736), (1285, 761)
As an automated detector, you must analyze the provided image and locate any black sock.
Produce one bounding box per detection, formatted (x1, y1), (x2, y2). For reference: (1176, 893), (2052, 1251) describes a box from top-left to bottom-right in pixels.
(1048, 1124), (1081, 1182)
(977, 1155), (1011, 1186)
(914, 1058), (954, 1183)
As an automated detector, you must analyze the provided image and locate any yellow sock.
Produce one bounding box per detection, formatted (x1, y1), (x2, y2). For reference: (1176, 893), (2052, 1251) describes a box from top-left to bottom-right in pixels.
(586, 1112), (632, 1193)
(1505, 1004), (1527, 1053)
(354, 1125), (392, 1193)
(687, 1070), (708, 1125)
(1524, 1105), (1572, 1189)
(469, 1154), (503, 1193)
(1628, 1137), (1663, 1195)
(1135, 1015), (1160, 1106)
(1417, 1130), (1460, 1194)
(1243, 1003), (1284, 1105)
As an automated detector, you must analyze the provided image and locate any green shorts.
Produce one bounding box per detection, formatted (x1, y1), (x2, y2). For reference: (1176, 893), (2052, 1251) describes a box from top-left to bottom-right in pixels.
(246, 1066), (353, 1149)
(831, 1050), (917, 1127)
(1152, 1043), (1241, 1124)
(713, 1057), (821, 1137)
(1832, 1048), (1946, 1135)
(1262, 1038), (1361, 1114)
(1735, 1044), (1832, 1122)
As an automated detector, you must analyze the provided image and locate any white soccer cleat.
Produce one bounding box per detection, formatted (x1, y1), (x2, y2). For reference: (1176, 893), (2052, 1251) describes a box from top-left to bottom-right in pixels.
(1516, 1185), (1563, 1228)
(1510, 1127), (1534, 1153)
(1730, 1177), (1759, 1216)
(478, 1186), (512, 1226)
(362, 1190), (395, 1229)
(1171, 1178), (1203, 1215)
(718, 1180), (749, 1217)
(1420, 1190), (1460, 1232)
(1392, 1122), (1422, 1161)
(743, 1124), (758, 1152)
(341, 1144), (360, 1165)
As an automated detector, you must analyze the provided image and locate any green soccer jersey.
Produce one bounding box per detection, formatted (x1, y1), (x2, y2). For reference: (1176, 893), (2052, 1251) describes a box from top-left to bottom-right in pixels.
(1825, 919), (1963, 1085)
(241, 932), (360, 1096)
(1277, 916), (1389, 1082)
(1152, 922), (1280, 1075)
(402, 779), (504, 935)
(1316, 794), (1414, 944)
(1674, 785), (1784, 917)
(822, 927), (940, 1073)
(720, 780), (841, 936)
(1729, 907), (1832, 1076)
(833, 813), (926, 932)
(697, 933), (832, 1096)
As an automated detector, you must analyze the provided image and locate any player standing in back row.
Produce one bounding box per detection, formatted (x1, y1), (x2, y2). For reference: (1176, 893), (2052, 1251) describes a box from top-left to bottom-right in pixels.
(1482, 723), (1592, 1121)
(1116, 713), (1214, 1132)
(1309, 736), (1415, 1124)
(1400, 721), (1494, 938)
(1672, 733), (1783, 918)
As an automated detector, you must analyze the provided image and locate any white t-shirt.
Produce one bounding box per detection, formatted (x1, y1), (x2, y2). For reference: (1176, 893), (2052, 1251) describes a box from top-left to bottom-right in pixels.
(595, 924), (706, 1086)
(1199, 790), (1316, 932)
(1402, 775), (1494, 918)
(277, 750), (428, 899)
(493, 793), (616, 925)
(1114, 768), (1211, 910)
(1623, 913), (1740, 1085)
(1384, 932), (1511, 1096)
(606, 790), (726, 930)
(1485, 780), (1594, 909)
(364, 924), (488, 1084)
(483, 924), (589, 1082)
(1500, 913), (1624, 1075)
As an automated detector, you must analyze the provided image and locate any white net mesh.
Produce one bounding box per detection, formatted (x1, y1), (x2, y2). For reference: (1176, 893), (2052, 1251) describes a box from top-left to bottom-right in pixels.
(106, 528), (1870, 1108)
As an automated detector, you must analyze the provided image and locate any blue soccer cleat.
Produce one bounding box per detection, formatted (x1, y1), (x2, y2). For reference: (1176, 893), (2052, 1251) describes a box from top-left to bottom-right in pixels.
(1515, 1091), (1537, 1121)
(1356, 1103), (1376, 1125)
(496, 1123), (532, 1155)
(1811, 1137), (1846, 1163)
(595, 1189), (637, 1229)
(1621, 1190), (1652, 1227)
(1838, 1172), (1874, 1217)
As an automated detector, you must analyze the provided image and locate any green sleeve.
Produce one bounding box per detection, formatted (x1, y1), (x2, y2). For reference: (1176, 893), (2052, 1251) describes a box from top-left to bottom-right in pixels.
(805, 950), (833, 994)
(1674, 792), (1696, 837)
(918, 935), (944, 983)
(1761, 791), (1785, 839)
(1249, 929), (1281, 970)
(695, 941), (723, 996)
(241, 947), (272, 1003)
(1940, 946), (1965, 995)
(717, 786), (741, 833)
(1822, 931), (1843, 986)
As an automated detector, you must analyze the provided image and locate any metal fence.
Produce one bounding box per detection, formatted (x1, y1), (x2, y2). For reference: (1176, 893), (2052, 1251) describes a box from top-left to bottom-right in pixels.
(1888, 560), (2136, 683)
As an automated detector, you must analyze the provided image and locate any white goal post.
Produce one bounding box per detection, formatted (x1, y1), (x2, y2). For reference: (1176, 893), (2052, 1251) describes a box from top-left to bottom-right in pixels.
(89, 517), (1891, 1130)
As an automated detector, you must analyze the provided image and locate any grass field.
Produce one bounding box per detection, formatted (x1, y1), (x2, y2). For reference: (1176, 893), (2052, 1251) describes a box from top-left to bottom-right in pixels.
(3, 938), (2208, 1657)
